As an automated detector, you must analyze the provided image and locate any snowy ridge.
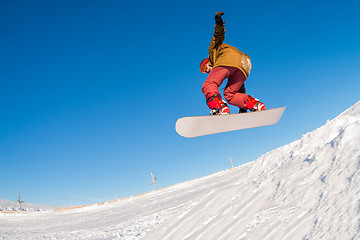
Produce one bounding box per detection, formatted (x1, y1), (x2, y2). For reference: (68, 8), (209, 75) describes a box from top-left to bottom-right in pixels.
(0, 101), (360, 239)
(0, 199), (59, 213)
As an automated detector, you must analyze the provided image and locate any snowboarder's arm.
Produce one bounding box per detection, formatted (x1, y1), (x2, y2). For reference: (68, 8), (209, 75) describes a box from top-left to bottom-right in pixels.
(209, 24), (225, 51)
(209, 12), (225, 57)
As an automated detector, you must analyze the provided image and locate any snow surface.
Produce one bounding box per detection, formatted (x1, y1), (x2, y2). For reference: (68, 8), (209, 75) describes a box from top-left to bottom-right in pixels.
(1, 101), (360, 240)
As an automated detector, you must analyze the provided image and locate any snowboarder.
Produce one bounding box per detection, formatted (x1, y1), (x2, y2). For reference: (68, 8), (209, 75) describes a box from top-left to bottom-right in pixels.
(200, 11), (266, 115)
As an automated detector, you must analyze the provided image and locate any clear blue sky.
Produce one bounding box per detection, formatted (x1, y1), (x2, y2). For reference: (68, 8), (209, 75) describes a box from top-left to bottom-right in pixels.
(1, 0), (360, 206)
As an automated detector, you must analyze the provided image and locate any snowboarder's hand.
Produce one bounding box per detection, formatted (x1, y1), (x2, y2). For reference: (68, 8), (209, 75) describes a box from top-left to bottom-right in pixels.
(215, 11), (224, 26)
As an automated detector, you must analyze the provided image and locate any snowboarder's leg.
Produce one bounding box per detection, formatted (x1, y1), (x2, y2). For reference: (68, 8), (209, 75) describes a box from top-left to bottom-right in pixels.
(202, 66), (229, 100)
(223, 68), (266, 112)
(223, 67), (248, 108)
(202, 67), (231, 115)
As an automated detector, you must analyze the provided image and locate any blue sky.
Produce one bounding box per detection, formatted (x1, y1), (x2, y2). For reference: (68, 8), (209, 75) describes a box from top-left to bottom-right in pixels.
(1, 0), (360, 206)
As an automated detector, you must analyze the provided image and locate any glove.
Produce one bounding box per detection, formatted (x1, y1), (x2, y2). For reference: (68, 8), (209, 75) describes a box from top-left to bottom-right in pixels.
(215, 11), (224, 26)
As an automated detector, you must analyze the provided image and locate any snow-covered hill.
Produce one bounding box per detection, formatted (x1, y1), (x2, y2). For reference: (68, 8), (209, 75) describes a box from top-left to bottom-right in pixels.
(0, 199), (58, 212)
(1, 101), (360, 240)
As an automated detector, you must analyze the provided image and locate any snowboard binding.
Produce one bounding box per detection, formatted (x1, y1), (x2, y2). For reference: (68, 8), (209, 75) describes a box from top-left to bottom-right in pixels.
(207, 94), (230, 115)
(246, 96), (266, 112)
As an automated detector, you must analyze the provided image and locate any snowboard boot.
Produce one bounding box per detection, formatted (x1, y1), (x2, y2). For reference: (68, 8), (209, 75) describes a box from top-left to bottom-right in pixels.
(246, 95), (266, 112)
(206, 94), (230, 115)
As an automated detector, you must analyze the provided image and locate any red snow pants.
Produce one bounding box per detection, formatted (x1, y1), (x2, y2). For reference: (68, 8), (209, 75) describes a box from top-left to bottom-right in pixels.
(202, 66), (248, 109)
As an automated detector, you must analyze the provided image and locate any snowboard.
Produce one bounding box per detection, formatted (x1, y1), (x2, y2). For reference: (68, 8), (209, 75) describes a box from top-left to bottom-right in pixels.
(176, 107), (286, 138)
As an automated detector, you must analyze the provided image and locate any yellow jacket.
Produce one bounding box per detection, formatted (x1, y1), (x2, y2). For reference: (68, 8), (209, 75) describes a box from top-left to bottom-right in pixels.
(209, 24), (252, 78)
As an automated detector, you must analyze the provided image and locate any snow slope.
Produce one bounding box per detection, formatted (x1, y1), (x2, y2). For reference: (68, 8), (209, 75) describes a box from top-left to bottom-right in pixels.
(0, 199), (58, 212)
(1, 101), (360, 240)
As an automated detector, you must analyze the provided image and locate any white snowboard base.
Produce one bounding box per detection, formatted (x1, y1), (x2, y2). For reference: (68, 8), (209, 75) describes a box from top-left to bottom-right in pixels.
(176, 107), (286, 138)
